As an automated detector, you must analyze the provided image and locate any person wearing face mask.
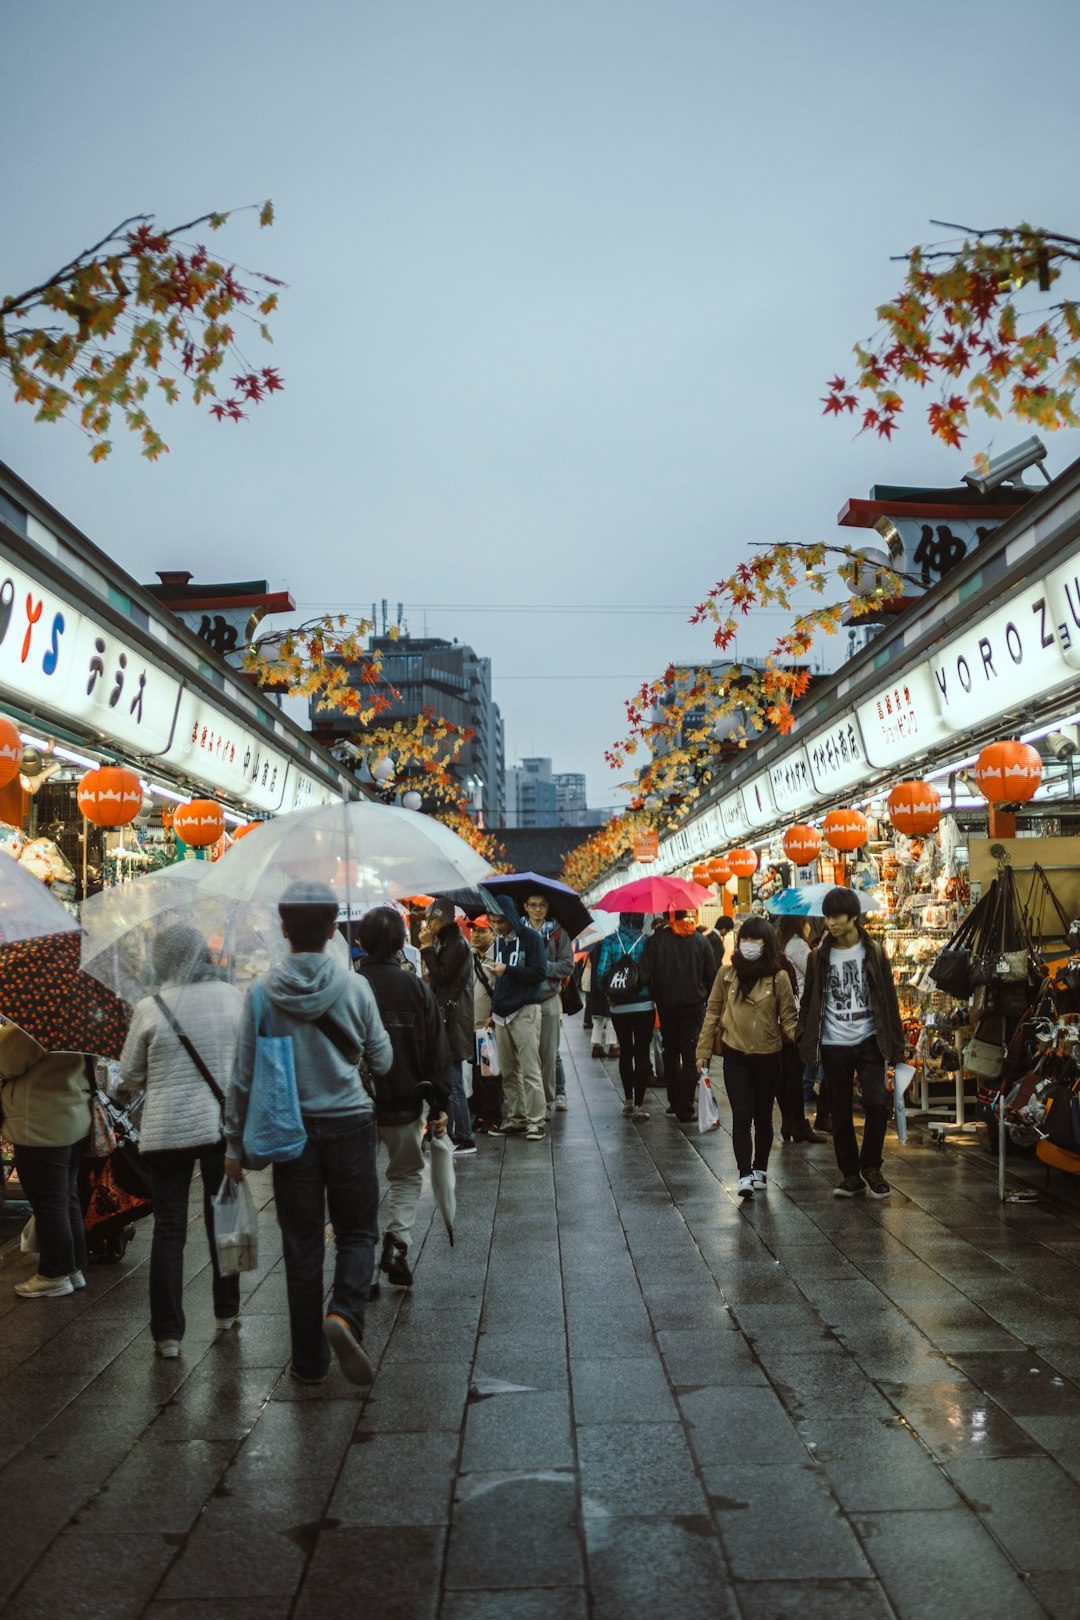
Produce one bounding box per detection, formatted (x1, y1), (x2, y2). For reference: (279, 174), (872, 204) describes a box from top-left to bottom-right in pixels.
(696, 916), (797, 1198)
(641, 910), (711, 1122)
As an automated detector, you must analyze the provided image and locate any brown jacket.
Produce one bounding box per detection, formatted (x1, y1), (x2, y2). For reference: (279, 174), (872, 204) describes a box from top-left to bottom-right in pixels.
(695, 965), (798, 1067)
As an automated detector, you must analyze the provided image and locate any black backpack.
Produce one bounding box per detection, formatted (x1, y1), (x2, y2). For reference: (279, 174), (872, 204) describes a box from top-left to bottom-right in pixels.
(605, 952), (643, 1004)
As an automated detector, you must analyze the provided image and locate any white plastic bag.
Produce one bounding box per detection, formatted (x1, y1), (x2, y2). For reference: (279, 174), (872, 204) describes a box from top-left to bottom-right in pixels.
(212, 1177), (259, 1275)
(478, 1028), (500, 1078)
(20, 1216), (38, 1256)
(697, 1072), (720, 1133)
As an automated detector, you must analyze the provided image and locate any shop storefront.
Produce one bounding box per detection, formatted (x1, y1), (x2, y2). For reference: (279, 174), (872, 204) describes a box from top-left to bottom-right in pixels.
(0, 459), (354, 898)
(587, 454), (1080, 1182)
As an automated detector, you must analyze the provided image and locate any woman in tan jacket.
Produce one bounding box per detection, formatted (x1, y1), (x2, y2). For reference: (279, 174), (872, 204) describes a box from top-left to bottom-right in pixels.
(695, 917), (797, 1199)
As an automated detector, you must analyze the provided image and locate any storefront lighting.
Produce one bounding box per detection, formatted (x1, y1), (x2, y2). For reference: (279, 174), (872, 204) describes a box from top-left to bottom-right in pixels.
(20, 733), (100, 772)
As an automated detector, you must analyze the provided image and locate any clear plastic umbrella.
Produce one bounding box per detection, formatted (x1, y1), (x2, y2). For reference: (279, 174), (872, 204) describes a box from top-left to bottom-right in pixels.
(201, 798), (495, 918)
(0, 853), (80, 944)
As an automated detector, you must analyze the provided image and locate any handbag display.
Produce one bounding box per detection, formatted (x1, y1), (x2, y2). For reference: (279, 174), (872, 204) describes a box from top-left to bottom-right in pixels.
(242, 982), (307, 1169)
(929, 893), (988, 998)
(962, 1011), (1007, 1081)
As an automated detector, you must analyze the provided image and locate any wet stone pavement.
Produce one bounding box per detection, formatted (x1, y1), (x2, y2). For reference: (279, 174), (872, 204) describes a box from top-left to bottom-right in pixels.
(3, 1020), (1080, 1619)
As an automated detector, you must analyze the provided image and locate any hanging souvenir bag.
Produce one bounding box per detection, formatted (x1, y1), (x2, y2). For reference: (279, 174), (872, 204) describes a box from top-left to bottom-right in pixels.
(929, 891), (988, 999)
(962, 1010), (1007, 1080)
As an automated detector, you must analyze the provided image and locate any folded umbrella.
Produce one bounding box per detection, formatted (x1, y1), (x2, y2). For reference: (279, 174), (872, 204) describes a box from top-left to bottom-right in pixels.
(427, 1132), (457, 1246)
(480, 872), (591, 938)
(594, 874), (715, 914)
(0, 930), (130, 1059)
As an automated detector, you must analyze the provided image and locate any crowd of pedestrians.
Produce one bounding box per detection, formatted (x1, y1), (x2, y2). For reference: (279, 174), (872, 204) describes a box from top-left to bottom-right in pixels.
(1, 881), (903, 1392)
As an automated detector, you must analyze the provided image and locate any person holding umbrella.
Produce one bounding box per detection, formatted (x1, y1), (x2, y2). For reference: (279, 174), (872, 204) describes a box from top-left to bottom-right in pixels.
(596, 912), (654, 1119)
(0, 1026), (91, 1297)
(486, 899), (549, 1140)
(356, 907), (451, 1290)
(418, 899), (476, 1157)
(521, 890), (575, 1114)
(641, 911), (712, 1122)
(696, 917), (798, 1197)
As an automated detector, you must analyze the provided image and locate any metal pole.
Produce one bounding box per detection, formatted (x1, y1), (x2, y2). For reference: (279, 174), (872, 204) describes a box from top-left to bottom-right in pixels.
(998, 1092), (1007, 1201)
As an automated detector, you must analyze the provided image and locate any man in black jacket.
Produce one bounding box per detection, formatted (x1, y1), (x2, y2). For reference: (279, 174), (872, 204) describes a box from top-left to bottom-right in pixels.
(420, 899), (476, 1156)
(358, 907), (451, 1289)
(488, 898), (549, 1141)
(795, 888), (904, 1200)
(642, 912), (712, 1121)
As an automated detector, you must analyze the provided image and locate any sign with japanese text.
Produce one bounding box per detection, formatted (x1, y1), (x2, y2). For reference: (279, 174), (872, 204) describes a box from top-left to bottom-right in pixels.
(856, 663), (952, 768)
(803, 713), (868, 794)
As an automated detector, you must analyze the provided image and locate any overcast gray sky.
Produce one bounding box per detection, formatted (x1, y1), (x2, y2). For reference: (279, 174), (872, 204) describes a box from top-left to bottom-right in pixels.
(3, 0), (1079, 812)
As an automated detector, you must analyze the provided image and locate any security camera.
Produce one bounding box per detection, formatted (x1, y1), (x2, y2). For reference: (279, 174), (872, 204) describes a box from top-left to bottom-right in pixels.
(963, 436), (1050, 493)
(1047, 725), (1080, 760)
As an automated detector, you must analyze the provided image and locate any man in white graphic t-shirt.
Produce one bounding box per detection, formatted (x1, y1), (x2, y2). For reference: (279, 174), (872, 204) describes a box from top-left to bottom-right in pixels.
(796, 887), (905, 1200)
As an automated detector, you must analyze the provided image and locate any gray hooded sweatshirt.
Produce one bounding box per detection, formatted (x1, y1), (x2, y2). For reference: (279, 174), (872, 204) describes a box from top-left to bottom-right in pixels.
(225, 952), (393, 1159)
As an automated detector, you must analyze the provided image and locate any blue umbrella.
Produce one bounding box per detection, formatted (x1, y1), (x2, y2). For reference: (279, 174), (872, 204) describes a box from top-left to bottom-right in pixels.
(480, 872), (592, 937)
(765, 884), (884, 918)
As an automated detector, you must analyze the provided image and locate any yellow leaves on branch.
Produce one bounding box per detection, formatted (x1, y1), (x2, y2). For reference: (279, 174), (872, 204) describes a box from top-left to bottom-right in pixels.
(824, 222), (1080, 447)
(0, 203), (285, 460)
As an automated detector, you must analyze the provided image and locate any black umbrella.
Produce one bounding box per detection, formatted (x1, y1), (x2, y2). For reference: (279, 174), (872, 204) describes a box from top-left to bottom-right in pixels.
(480, 872), (591, 938)
(431, 887), (508, 921)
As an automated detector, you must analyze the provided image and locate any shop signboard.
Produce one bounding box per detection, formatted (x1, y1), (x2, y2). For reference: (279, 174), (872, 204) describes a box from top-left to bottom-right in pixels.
(856, 662), (952, 767)
(928, 578), (1072, 732)
(1042, 540), (1080, 672)
(632, 829), (659, 862)
(803, 712), (868, 794)
(719, 792), (749, 842)
(740, 774), (776, 828)
(767, 743), (818, 814)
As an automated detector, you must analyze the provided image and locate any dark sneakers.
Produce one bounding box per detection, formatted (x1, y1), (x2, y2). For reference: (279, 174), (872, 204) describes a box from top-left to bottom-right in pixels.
(322, 1315), (374, 1388)
(862, 1168), (892, 1199)
(380, 1233), (413, 1288)
(833, 1174), (866, 1198)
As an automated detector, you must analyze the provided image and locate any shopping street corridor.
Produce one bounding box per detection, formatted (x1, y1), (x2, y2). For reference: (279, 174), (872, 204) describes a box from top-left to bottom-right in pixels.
(3, 1019), (1080, 1620)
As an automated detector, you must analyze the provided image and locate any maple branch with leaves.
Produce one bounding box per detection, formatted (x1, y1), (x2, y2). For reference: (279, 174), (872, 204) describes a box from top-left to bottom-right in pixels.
(0, 201), (283, 460)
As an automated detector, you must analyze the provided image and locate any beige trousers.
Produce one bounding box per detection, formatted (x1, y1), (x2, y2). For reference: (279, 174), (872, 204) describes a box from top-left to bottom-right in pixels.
(493, 1004), (546, 1129)
(538, 995), (562, 1104)
(378, 1117), (426, 1247)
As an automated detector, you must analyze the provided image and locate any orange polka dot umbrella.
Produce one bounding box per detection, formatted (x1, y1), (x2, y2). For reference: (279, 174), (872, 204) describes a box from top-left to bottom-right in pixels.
(0, 929), (130, 1059)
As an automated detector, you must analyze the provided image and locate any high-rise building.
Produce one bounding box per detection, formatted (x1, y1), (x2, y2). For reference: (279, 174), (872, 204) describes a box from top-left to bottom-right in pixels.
(310, 633), (504, 826)
(504, 756), (557, 828)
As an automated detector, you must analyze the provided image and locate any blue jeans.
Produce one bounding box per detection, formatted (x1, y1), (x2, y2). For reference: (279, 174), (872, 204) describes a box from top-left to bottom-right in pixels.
(145, 1146), (239, 1342)
(447, 1061), (474, 1145)
(272, 1113), (379, 1380)
(13, 1140), (87, 1279)
(555, 1050), (567, 1098)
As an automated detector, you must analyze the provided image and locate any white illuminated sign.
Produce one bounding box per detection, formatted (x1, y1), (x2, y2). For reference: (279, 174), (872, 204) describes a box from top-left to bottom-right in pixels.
(856, 662), (952, 767)
(928, 579), (1071, 731)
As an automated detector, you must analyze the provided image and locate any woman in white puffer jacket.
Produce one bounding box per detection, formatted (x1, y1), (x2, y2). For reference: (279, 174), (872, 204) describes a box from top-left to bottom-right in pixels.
(121, 925), (244, 1358)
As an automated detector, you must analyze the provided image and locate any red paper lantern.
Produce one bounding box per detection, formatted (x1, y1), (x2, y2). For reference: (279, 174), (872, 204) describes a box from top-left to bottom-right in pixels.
(887, 780), (941, 835)
(231, 821), (262, 841)
(974, 740), (1042, 804)
(707, 856), (733, 885)
(822, 808), (868, 853)
(727, 847), (759, 879)
(173, 799), (226, 848)
(0, 715), (21, 789)
(76, 765), (144, 827)
(783, 824), (822, 864)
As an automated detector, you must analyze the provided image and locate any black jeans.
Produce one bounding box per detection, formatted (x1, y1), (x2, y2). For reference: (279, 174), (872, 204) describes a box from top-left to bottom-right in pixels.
(13, 1139), (88, 1279)
(656, 1001), (706, 1118)
(776, 1043), (808, 1126)
(722, 1047), (781, 1176)
(145, 1145), (240, 1342)
(272, 1113), (379, 1381)
(821, 1038), (889, 1177)
(611, 1009), (656, 1105)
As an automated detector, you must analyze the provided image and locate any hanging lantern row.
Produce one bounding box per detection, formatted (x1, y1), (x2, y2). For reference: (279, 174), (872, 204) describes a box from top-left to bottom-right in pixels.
(77, 765), (144, 828)
(974, 740), (1042, 804)
(173, 798), (226, 848)
(822, 808), (868, 853)
(783, 824), (821, 864)
(727, 847), (758, 879)
(887, 780), (941, 835)
(0, 715), (22, 790)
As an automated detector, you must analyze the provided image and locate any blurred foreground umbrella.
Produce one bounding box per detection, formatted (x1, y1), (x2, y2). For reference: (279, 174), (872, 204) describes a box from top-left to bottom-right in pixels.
(0, 854), (80, 944)
(203, 800), (494, 917)
(428, 1133), (457, 1246)
(479, 873), (591, 938)
(594, 874), (715, 914)
(573, 911), (621, 951)
(0, 931), (129, 1058)
(765, 885), (884, 918)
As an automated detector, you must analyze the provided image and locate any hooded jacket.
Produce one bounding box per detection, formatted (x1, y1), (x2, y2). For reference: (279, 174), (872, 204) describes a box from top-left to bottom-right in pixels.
(420, 920), (473, 1062)
(225, 952), (393, 1158)
(357, 959), (452, 1123)
(489, 898), (548, 1018)
(537, 919), (575, 1003)
(596, 924), (653, 1015)
(795, 929), (904, 1066)
(641, 927), (712, 1009)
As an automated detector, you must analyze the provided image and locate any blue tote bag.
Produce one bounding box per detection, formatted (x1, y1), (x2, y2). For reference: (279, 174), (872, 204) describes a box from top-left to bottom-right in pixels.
(242, 981), (308, 1169)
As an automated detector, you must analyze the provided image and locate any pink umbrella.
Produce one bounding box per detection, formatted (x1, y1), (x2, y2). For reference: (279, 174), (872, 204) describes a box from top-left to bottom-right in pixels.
(595, 874), (716, 913)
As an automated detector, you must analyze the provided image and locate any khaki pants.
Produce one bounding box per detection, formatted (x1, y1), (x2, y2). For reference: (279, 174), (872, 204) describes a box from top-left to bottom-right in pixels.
(494, 1005), (546, 1128)
(538, 996), (562, 1104)
(378, 1117), (426, 1247)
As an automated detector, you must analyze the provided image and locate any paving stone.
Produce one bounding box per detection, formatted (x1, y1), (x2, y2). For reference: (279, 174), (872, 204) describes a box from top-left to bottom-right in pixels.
(462, 1388), (574, 1470)
(949, 1350), (1080, 1417)
(445, 1473), (583, 1589)
(798, 1413), (960, 1511)
(578, 1422), (707, 1517)
(882, 1379), (1045, 1462)
(442, 1591), (587, 1620)
(1027, 1572), (1080, 1620)
(679, 1385), (809, 1467)
(357, 1362), (469, 1432)
(757, 1352), (892, 1418)
(2, 1530), (175, 1619)
(69, 1439), (234, 1533)
(734, 1580), (895, 1619)
(584, 1514), (737, 1619)
(331, 1430), (459, 1524)
(570, 1356), (677, 1423)
(472, 1335), (568, 1391)
(156, 1523), (307, 1600)
(704, 1462), (870, 1579)
(145, 1603), (292, 1620)
(944, 1454), (1080, 1571)
(657, 1328), (768, 1386)
(853, 1507), (1047, 1619)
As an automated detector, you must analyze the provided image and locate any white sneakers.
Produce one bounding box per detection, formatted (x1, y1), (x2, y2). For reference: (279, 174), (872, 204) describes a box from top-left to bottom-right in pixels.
(14, 1272), (74, 1298)
(737, 1175), (755, 1199)
(155, 1340), (181, 1358)
(622, 1099), (635, 1117)
(751, 1171), (768, 1192)
(70, 1270), (86, 1290)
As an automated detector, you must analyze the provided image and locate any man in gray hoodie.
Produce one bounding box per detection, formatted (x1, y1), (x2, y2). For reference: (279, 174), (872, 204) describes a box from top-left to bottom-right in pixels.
(225, 881), (393, 1388)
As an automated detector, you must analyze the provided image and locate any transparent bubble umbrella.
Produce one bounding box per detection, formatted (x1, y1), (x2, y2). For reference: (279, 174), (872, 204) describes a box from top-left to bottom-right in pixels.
(0, 852), (80, 944)
(201, 799), (495, 919)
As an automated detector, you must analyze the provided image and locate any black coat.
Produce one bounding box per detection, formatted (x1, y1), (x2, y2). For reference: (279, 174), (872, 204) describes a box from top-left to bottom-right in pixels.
(356, 961), (452, 1122)
(641, 928), (712, 1009)
(421, 922), (474, 1063)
